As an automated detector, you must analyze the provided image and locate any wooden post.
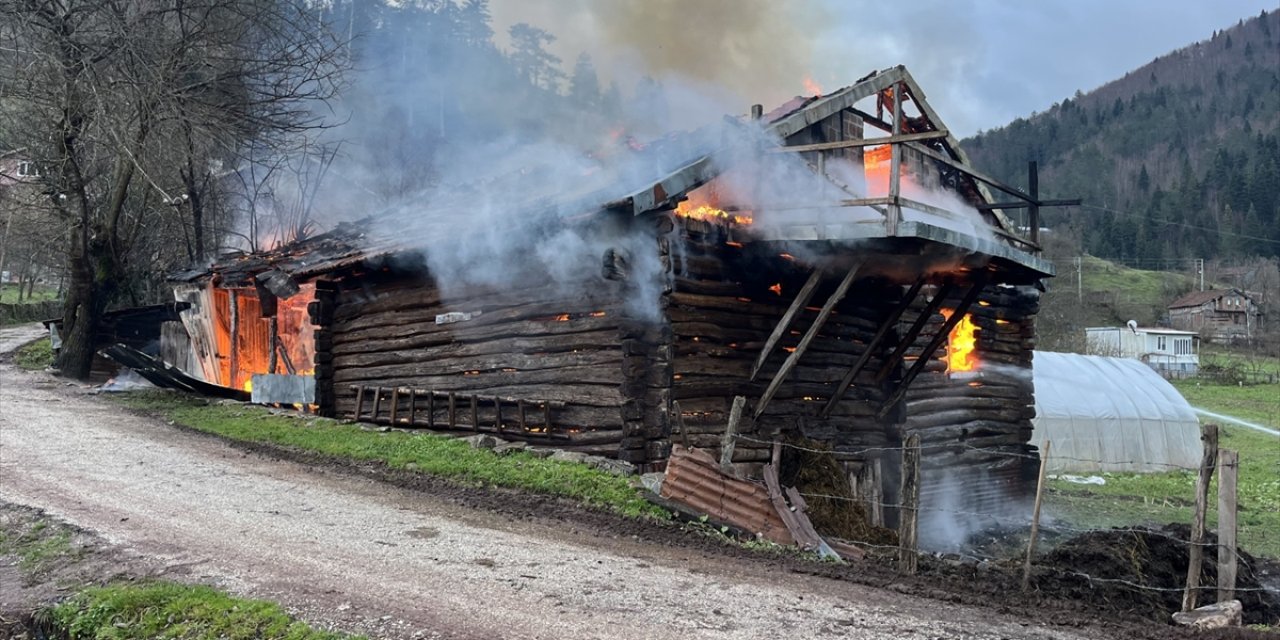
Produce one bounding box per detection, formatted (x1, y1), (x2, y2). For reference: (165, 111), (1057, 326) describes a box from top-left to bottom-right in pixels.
(426, 391), (435, 428)
(518, 399), (527, 431)
(1217, 448), (1239, 604)
(671, 400), (690, 449)
(371, 386), (384, 422)
(407, 389), (416, 426)
(389, 387), (399, 425)
(1022, 440), (1051, 591)
(1027, 161), (1040, 247)
(447, 392), (456, 429)
(898, 433), (921, 574)
(1183, 423), (1219, 612)
(228, 290), (240, 388)
(886, 82), (903, 236)
(493, 397), (502, 432)
(267, 316), (279, 374)
(720, 396), (746, 469)
(470, 394), (479, 431)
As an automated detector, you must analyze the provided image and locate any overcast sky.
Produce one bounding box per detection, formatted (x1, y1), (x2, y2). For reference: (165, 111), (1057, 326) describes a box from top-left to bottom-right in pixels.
(489, 0), (1276, 137)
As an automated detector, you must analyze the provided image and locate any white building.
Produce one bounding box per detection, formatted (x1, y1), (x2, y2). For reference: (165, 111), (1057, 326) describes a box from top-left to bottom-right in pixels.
(1085, 324), (1199, 378)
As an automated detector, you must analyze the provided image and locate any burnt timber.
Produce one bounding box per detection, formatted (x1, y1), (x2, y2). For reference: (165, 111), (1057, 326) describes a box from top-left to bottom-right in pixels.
(166, 65), (1063, 530)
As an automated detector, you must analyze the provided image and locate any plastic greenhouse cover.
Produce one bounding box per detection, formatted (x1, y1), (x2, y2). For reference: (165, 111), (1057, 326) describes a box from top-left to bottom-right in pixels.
(1030, 351), (1201, 473)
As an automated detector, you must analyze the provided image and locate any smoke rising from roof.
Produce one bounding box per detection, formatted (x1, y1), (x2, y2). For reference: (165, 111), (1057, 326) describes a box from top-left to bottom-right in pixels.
(490, 0), (831, 121)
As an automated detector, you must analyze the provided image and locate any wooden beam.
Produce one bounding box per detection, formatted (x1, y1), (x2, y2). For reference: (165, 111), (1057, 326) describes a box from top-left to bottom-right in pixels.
(1217, 448), (1239, 604)
(887, 83), (903, 236)
(822, 278), (925, 418)
(755, 261), (865, 419)
(1183, 423), (1219, 611)
(769, 130), (949, 154)
(1028, 161), (1040, 246)
(875, 282), (955, 384)
(975, 199), (1081, 210)
(720, 396), (746, 469)
(750, 268), (824, 381)
(878, 273), (988, 417)
(905, 141), (1036, 203)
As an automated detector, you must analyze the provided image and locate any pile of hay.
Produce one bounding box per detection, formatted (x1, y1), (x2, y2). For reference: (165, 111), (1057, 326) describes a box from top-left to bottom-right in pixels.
(777, 435), (897, 547)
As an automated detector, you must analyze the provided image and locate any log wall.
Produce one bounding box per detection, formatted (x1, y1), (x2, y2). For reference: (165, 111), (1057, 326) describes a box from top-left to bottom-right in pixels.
(323, 271), (630, 453)
(668, 217), (901, 469)
(902, 284), (1041, 533)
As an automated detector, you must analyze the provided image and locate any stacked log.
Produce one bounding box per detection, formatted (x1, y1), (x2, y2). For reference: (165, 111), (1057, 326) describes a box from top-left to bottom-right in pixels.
(311, 281), (338, 416)
(326, 272), (628, 446)
(668, 218), (900, 466)
(616, 213), (676, 467)
(900, 284), (1041, 524)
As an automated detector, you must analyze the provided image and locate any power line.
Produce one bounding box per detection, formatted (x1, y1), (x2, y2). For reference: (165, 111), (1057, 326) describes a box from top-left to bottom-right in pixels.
(1079, 204), (1280, 245)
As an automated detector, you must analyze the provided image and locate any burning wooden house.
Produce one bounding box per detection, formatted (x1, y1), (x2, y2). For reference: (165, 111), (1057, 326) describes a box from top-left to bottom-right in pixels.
(168, 66), (1058, 530)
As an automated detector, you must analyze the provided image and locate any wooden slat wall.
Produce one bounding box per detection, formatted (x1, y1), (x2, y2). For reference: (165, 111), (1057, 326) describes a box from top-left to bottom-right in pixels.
(904, 285), (1041, 523)
(669, 218), (900, 467)
(326, 274), (628, 441)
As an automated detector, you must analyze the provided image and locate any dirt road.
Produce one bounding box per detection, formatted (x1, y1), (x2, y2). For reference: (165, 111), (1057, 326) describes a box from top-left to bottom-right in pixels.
(0, 324), (1094, 639)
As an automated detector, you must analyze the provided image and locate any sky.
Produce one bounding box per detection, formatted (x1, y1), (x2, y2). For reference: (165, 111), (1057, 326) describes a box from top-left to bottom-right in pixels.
(488, 0), (1276, 137)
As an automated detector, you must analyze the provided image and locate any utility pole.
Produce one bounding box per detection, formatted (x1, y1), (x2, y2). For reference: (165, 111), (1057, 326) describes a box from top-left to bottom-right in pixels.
(1076, 256), (1083, 303)
(1197, 258), (1205, 292)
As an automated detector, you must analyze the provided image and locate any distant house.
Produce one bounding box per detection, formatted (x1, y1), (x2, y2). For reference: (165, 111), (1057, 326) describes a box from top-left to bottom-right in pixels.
(1167, 288), (1262, 342)
(1085, 325), (1199, 378)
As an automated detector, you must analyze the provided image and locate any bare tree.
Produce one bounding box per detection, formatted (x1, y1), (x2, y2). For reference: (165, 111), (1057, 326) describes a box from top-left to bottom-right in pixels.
(0, 0), (345, 378)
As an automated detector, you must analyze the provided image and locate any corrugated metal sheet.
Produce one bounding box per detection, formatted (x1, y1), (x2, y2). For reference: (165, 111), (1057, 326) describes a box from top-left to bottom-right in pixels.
(660, 446), (794, 545)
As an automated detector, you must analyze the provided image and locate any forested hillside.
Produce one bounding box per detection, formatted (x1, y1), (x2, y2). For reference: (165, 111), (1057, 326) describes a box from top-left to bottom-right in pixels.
(962, 10), (1279, 263)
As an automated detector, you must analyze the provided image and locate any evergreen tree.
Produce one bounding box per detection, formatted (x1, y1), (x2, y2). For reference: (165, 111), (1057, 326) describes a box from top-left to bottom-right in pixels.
(568, 53), (601, 109)
(508, 23), (564, 91)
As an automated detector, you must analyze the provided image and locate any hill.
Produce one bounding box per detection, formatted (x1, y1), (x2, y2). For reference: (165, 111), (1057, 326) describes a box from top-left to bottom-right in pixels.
(962, 10), (1280, 264)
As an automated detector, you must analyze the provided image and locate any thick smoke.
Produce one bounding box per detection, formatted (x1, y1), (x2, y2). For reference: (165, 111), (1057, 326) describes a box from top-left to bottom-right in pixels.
(489, 0), (832, 126)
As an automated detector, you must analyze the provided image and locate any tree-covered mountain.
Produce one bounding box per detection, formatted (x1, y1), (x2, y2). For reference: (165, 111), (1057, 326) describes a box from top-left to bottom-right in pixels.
(962, 9), (1280, 263)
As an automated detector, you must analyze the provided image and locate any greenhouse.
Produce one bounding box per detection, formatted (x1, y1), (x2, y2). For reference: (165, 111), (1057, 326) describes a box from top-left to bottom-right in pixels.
(1031, 351), (1202, 473)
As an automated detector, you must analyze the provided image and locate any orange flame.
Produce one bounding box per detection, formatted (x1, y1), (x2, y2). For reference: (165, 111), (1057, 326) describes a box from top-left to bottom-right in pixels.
(802, 75), (823, 97)
(768, 283), (782, 296)
(675, 202), (752, 225)
(940, 309), (980, 373)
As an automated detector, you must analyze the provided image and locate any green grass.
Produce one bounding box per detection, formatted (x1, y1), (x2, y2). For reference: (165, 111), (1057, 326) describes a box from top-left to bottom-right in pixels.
(0, 519), (80, 576)
(51, 582), (359, 640)
(111, 391), (667, 520)
(1076, 255), (1197, 325)
(1171, 379), (1280, 429)
(0, 285), (58, 304)
(13, 336), (52, 370)
(1046, 380), (1280, 558)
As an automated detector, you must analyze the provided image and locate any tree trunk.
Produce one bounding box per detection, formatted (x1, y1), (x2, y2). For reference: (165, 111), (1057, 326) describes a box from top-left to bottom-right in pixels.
(54, 227), (117, 379)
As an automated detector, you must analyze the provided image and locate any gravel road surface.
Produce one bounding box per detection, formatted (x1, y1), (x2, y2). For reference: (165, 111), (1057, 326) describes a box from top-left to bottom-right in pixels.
(0, 323), (1094, 639)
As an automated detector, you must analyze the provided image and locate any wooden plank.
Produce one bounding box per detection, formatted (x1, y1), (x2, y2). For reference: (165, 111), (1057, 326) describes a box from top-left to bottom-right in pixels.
(755, 261), (864, 419)
(823, 278), (924, 417)
(750, 268), (824, 381)
(470, 394), (479, 431)
(1217, 448), (1239, 604)
(720, 396), (746, 469)
(1022, 440), (1051, 591)
(875, 283), (954, 384)
(518, 399), (527, 431)
(371, 386), (383, 422)
(493, 397), (502, 433)
(389, 387), (399, 425)
(879, 275), (988, 417)
(427, 390), (435, 428)
(353, 385), (365, 420)
(408, 388), (416, 426)
(898, 433), (921, 575)
(887, 81), (903, 236)
(447, 392), (456, 428)
(1183, 423), (1219, 612)
(769, 130), (949, 154)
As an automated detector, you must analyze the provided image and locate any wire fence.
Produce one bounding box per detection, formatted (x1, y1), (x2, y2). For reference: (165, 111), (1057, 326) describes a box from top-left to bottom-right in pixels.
(714, 427), (1280, 607)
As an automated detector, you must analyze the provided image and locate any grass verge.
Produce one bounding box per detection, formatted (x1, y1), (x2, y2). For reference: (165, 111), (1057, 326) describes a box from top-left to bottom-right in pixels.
(50, 582), (358, 640)
(1046, 381), (1280, 559)
(13, 336), (52, 370)
(110, 390), (667, 520)
(0, 518), (80, 577)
